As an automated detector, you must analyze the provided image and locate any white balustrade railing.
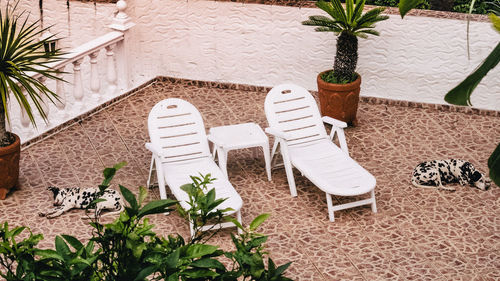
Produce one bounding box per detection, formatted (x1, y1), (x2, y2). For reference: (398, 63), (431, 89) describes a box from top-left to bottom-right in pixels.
(9, 0), (134, 144)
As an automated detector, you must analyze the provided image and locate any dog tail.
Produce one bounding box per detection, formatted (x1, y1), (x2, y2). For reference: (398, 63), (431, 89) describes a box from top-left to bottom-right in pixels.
(411, 179), (456, 192)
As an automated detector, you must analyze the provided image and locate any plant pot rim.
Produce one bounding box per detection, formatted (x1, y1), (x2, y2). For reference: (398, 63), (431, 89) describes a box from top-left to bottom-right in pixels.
(317, 70), (361, 89)
(0, 133), (20, 155)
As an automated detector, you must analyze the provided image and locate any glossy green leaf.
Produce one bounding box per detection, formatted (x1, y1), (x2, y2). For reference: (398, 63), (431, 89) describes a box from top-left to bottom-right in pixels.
(191, 258), (226, 270)
(120, 184), (138, 210)
(185, 244), (219, 259)
(138, 199), (177, 218)
(488, 143), (500, 186)
(134, 266), (156, 281)
(55, 236), (71, 260)
(61, 234), (84, 251)
(35, 249), (64, 261)
(165, 248), (180, 268)
(398, 0), (424, 18)
(444, 42), (500, 106)
(249, 213), (270, 231)
(225, 216), (244, 230)
(274, 260), (292, 277)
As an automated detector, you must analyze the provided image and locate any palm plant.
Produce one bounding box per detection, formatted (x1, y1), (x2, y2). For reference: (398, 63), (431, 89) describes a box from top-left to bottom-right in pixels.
(0, 2), (63, 147)
(302, 0), (389, 84)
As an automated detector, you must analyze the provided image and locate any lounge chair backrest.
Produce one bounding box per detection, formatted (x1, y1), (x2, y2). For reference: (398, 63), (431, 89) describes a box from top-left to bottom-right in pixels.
(148, 98), (211, 163)
(265, 84), (327, 146)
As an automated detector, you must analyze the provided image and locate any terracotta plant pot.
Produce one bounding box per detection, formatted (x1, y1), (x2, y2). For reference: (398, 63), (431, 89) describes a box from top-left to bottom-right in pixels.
(317, 71), (361, 126)
(0, 133), (20, 200)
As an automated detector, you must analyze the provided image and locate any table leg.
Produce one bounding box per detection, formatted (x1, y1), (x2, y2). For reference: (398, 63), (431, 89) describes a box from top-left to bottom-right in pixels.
(261, 142), (272, 181)
(218, 147), (229, 180)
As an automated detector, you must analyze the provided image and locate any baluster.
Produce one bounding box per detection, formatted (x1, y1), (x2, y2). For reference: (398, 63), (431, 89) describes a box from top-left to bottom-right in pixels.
(72, 59), (84, 110)
(106, 44), (117, 96)
(55, 68), (66, 109)
(90, 51), (101, 102)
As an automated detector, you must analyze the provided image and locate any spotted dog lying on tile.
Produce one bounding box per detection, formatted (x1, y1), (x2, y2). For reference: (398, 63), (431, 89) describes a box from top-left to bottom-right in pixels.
(39, 186), (124, 219)
(411, 159), (491, 191)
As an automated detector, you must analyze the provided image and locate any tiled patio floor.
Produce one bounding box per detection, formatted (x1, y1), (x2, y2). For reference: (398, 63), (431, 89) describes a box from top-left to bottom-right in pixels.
(2, 78), (499, 280)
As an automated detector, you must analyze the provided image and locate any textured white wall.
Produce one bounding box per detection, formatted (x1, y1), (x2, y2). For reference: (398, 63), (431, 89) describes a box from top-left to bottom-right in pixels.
(128, 0), (499, 110)
(5, 0), (500, 112)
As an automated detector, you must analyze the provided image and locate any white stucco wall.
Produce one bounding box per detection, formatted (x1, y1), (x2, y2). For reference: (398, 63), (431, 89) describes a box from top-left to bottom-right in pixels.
(5, 0), (500, 112)
(126, 0), (500, 110)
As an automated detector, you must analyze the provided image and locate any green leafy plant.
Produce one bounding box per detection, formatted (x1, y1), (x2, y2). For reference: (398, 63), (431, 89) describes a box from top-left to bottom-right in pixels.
(0, 1), (64, 146)
(0, 222), (43, 280)
(224, 214), (292, 281)
(0, 164), (292, 280)
(302, 0), (389, 84)
(178, 174), (233, 244)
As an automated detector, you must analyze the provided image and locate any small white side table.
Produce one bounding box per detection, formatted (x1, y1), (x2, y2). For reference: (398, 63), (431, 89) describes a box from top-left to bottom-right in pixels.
(208, 122), (272, 181)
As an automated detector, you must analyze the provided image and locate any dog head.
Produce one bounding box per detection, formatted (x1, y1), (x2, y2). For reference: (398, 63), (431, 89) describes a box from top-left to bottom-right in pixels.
(47, 186), (66, 206)
(470, 171), (491, 191)
(460, 162), (490, 191)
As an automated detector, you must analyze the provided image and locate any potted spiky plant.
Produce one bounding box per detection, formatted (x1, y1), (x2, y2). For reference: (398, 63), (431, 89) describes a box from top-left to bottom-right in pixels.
(302, 0), (388, 125)
(0, 3), (63, 199)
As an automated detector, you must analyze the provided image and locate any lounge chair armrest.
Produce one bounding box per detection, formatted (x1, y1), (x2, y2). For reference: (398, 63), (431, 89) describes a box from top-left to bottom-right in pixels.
(265, 127), (290, 140)
(145, 142), (165, 158)
(322, 116), (348, 129)
(321, 118), (350, 156)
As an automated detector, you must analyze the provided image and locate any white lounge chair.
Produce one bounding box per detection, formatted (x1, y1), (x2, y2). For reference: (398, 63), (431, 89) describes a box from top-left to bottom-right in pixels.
(264, 84), (377, 222)
(145, 98), (243, 236)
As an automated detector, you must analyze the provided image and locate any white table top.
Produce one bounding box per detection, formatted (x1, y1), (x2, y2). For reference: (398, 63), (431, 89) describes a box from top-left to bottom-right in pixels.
(208, 122), (268, 150)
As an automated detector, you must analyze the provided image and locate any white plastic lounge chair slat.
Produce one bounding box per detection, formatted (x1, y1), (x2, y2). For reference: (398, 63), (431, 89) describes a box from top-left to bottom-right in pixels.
(264, 84), (377, 221)
(147, 98), (243, 236)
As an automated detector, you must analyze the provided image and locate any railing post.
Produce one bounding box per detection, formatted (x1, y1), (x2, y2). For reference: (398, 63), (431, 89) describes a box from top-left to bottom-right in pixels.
(72, 59), (84, 110)
(106, 44), (117, 96)
(55, 69), (66, 113)
(109, 0), (134, 32)
(90, 51), (101, 102)
(109, 0), (134, 92)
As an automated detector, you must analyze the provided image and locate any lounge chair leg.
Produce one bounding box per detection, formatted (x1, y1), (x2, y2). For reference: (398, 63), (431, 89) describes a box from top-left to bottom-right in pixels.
(218, 148), (229, 180)
(270, 139), (279, 168)
(236, 210), (243, 235)
(282, 156), (297, 197)
(370, 190), (377, 213)
(156, 164), (167, 200)
(326, 193), (335, 222)
(147, 155), (155, 188)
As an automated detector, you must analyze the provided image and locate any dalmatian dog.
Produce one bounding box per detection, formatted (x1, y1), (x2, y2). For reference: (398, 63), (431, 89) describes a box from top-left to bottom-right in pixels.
(411, 159), (491, 191)
(39, 186), (124, 219)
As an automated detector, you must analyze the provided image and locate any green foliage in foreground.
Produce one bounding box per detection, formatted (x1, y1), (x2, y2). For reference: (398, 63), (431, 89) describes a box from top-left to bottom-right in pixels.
(0, 163), (292, 281)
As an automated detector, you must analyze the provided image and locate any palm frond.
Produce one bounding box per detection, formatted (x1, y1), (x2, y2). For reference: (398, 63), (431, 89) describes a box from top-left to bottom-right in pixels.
(354, 9), (389, 32)
(355, 29), (380, 37)
(352, 0), (365, 24)
(316, 0), (348, 24)
(302, 15), (343, 31)
(314, 27), (341, 33)
(0, 2), (65, 129)
(346, 0), (355, 23)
